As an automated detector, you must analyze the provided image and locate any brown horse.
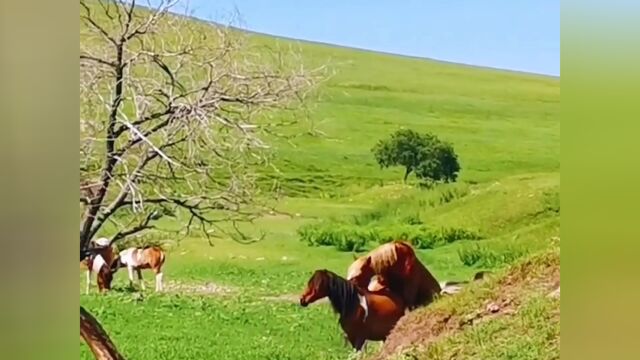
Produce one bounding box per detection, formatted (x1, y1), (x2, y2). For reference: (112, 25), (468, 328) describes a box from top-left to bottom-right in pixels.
(80, 238), (119, 294)
(347, 241), (442, 310)
(299, 269), (406, 351)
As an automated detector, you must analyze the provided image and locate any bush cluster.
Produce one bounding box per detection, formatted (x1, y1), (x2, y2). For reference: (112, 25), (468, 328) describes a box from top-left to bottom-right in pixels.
(298, 222), (482, 252)
(457, 243), (530, 268)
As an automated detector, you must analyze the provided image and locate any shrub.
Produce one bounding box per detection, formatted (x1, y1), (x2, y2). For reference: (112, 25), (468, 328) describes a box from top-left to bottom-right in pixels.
(401, 213), (423, 225)
(335, 236), (368, 252)
(351, 209), (386, 226)
(458, 243), (530, 268)
(372, 129), (461, 183)
(114, 232), (172, 252)
(541, 190), (560, 214)
(379, 225), (483, 249)
(297, 224), (374, 252)
(299, 221), (483, 252)
(417, 183), (470, 208)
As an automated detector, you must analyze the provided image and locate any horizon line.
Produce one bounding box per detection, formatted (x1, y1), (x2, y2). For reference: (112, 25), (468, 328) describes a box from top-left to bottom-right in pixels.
(138, 4), (560, 80)
(235, 25), (560, 80)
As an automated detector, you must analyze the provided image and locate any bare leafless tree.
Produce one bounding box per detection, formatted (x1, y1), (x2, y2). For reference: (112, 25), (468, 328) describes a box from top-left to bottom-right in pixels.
(79, 0), (326, 357)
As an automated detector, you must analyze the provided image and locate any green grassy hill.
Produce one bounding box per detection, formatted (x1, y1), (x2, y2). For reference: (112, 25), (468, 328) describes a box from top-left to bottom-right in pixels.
(253, 33), (559, 196)
(80, 5), (559, 360)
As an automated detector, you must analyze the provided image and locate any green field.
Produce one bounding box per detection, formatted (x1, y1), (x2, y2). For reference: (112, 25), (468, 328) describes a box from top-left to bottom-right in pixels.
(80, 6), (559, 360)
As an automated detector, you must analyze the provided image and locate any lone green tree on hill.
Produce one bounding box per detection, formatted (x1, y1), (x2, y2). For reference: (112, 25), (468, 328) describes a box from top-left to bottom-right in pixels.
(372, 129), (460, 184)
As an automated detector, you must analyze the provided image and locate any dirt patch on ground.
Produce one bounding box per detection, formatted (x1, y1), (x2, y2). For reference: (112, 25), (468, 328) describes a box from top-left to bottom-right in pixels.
(261, 294), (300, 303)
(371, 248), (560, 360)
(261, 293), (329, 305)
(163, 280), (236, 296)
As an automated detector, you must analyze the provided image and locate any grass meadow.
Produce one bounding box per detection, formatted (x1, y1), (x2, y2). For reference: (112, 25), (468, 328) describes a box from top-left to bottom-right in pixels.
(80, 4), (559, 359)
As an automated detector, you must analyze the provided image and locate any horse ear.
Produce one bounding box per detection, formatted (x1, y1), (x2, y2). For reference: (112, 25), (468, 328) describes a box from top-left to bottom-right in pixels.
(364, 256), (371, 265)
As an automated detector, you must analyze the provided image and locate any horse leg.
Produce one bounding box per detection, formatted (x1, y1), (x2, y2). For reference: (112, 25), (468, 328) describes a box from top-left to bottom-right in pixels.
(127, 266), (135, 288)
(85, 270), (91, 294)
(136, 269), (145, 291)
(96, 271), (106, 293)
(154, 269), (163, 292)
(347, 333), (366, 352)
(403, 284), (419, 310)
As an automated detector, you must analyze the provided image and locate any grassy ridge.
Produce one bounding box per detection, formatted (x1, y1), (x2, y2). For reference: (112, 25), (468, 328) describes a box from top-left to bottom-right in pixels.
(375, 245), (560, 360)
(246, 22), (560, 196)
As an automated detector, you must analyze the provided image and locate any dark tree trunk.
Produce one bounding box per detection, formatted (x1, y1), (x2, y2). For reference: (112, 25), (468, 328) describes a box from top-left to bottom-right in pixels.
(80, 306), (125, 360)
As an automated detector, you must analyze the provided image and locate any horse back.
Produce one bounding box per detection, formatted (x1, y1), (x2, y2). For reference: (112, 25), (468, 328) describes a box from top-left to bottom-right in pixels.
(147, 246), (165, 266)
(82, 246), (117, 271)
(138, 246), (165, 269)
(366, 288), (405, 314)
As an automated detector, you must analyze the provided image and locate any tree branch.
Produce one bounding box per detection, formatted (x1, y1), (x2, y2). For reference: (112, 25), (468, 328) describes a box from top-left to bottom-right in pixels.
(79, 39), (126, 251)
(80, 54), (117, 68)
(110, 211), (158, 243)
(80, 0), (326, 249)
(80, 306), (125, 360)
(80, 1), (118, 47)
(79, 3), (326, 359)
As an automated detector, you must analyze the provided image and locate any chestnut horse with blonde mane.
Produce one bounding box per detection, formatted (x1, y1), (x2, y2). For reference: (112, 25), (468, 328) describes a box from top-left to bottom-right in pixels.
(299, 269), (406, 351)
(347, 241), (442, 310)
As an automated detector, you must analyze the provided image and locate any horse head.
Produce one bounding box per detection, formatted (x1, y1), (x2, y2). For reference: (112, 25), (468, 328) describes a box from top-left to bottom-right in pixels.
(109, 255), (124, 274)
(299, 269), (332, 307)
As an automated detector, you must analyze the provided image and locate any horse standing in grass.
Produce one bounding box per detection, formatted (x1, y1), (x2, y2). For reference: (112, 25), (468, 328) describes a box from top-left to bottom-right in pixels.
(299, 269), (406, 351)
(116, 246), (166, 292)
(347, 241), (442, 310)
(81, 238), (119, 294)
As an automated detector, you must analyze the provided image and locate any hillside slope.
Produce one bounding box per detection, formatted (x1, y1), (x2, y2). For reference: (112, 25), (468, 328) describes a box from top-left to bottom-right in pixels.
(164, 8), (560, 196)
(370, 243), (560, 360)
(257, 33), (560, 196)
(81, 3), (559, 197)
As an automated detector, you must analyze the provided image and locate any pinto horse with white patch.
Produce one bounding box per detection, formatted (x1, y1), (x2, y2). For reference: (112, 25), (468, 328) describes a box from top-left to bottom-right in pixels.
(81, 238), (119, 294)
(116, 246), (166, 292)
(299, 269), (406, 351)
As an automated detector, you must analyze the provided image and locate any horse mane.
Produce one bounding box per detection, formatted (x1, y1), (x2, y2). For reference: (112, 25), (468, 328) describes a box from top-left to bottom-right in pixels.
(314, 270), (361, 318)
(368, 241), (414, 273)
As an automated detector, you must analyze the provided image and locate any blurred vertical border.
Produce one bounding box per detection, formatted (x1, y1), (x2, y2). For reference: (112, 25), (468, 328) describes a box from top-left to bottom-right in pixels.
(562, 0), (640, 359)
(0, 0), (78, 359)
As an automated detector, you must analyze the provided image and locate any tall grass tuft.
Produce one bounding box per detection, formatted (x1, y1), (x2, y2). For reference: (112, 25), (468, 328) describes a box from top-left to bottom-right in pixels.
(298, 222), (482, 252)
(457, 243), (530, 268)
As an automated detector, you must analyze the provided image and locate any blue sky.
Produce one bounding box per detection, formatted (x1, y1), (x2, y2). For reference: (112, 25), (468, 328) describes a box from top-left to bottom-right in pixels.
(177, 0), (559, 76)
